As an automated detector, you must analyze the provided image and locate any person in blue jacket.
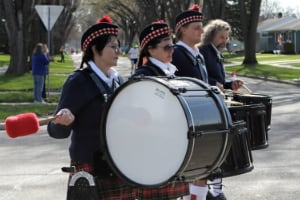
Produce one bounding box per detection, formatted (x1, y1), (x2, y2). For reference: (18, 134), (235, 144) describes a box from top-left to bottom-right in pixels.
(31, 43), (50, 103)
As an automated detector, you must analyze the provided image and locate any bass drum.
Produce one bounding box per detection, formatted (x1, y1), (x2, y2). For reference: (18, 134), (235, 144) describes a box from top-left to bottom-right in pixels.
(100, 76), (233, 187)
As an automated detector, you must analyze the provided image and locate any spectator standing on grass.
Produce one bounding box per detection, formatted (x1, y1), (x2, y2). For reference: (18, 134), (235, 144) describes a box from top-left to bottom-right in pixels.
(31, 43), (49, 103)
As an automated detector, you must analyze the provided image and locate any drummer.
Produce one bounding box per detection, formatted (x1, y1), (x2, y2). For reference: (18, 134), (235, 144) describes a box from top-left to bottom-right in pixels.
(198, 19), (243, 92)
(47, 15), (139, 199)
(171, 4), (211, 200)
(131, 20), (190, 199)
(198, 19), (244, 200)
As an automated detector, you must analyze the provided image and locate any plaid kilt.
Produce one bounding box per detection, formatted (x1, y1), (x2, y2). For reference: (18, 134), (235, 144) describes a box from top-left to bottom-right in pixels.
(69, 162), (189, 200)
(97, 176), (189, 200)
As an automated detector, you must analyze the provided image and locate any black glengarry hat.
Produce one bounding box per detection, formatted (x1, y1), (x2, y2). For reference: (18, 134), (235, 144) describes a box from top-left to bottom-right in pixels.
(139, 20), (170, 49)
(81, 15), (118, 53)
(175, 4), (203, 32)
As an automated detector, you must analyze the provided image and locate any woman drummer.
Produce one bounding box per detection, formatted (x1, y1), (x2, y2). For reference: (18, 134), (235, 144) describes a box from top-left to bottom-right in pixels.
(131, 20), (190, 199)
(47, 15), (139, 199)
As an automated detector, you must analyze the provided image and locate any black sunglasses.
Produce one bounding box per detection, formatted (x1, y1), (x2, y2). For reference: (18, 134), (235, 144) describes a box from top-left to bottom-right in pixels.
(157, 44), (175, 51)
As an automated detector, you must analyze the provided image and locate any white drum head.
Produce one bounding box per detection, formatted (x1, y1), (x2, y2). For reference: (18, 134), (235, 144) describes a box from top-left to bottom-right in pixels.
(105, 79), (189, 185)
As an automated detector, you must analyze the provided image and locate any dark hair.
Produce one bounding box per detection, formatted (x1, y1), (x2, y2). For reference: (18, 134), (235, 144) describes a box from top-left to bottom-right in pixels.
(32, 43), (44, 55)
(137, 35), (171, 67)
(80, 35), (118, 68)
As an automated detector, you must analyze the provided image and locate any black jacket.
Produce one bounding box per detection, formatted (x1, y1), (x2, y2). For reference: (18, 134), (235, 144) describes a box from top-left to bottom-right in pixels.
(172, 45), (208, 83)
(48, 67), (118, 163)
(199, 44), (232, 89)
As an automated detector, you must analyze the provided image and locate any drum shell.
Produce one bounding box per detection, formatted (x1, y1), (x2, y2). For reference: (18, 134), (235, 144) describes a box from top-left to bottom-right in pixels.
(100, 77), (232, 187)
(233, 93), (272, 131)
(229, 104), (268, 150)
(220, 121), (254, 177)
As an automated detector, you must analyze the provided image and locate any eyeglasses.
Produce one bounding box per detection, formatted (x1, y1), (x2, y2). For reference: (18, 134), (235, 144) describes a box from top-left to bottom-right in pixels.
(157, 44), (175, 52)
(106, 44), (120, 52)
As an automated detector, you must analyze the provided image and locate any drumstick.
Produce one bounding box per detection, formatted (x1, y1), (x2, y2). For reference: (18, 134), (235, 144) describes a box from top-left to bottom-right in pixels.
(242, 84), (252, 94)
(225, 100), (243, 106)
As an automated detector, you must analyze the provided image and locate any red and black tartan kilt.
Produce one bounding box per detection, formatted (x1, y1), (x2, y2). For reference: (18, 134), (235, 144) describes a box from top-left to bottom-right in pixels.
(69, 162), (189, 200)
(97, 176), (189, 200)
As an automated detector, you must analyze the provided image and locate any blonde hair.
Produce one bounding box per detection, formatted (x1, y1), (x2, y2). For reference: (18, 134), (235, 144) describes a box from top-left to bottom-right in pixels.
(199, 19), (231, 47)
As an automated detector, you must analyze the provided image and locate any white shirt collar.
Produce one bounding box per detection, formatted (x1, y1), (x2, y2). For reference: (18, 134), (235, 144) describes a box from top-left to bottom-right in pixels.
(148, 57), (177, 76)
(88, 61), (119, 87)
(211, 43), (223, 58)
(176, 40), (200, 57)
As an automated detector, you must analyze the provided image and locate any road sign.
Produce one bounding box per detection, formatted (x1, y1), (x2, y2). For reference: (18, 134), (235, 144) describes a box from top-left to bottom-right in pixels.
(35, 5), (64, 31)
(35, 5), (64, 98)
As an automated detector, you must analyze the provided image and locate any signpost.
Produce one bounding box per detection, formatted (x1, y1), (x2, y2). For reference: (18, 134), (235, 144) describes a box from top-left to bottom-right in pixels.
(35, 5), (64, 98)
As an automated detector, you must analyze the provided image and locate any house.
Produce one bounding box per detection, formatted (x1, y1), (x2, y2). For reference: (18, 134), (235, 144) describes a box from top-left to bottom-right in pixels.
(257, 16), (300, 54)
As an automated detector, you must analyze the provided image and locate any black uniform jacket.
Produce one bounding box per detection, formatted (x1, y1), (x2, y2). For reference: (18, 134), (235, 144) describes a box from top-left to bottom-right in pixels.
(172, 45), (207, 82)
(199, 44), (232, 89)
(47, 66), (116, 163)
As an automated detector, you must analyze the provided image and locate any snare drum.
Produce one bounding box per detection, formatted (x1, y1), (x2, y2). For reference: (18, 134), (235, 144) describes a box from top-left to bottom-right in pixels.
(233, 93), (272, 131)
(100, 77), (233, 187)
(229, 104), (268, 150)
(220, 121), (254, 177)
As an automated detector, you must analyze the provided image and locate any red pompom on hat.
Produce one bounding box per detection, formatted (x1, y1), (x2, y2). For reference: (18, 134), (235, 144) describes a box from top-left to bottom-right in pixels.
(188, 4), (201, 12)
(96, 14), (113, 24)
(81, 15), (118, 53)
(139, 20), (170, 49)
(175, 4), (203, 33)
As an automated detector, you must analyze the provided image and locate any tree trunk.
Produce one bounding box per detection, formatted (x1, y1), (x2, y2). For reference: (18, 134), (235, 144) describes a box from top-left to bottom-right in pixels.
(3, 0), (27, 75)
(240, 0), (261, 65)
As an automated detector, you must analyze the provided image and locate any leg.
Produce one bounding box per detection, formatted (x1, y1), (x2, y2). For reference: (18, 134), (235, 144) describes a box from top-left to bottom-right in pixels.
(183, 180), (208, 200)
(207, 178), (227, 200)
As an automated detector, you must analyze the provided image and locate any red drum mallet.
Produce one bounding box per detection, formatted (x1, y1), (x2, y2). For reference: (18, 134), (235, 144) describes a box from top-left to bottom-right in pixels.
(4, 113), (54, 138)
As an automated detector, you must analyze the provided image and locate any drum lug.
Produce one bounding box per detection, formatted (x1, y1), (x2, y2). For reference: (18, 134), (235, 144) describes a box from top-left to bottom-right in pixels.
(188, 130), (203, 138)
(170, 88), (187, 94)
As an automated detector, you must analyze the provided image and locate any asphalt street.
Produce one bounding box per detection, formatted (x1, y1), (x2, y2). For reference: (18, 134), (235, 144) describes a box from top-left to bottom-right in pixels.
(0, 56), (300, 200)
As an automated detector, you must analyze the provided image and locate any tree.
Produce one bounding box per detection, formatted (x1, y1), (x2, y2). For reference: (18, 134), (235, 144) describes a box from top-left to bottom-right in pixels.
(237, 0), (261, 64)
(2, 0), (79, 75)
(97, 0), (196, 48)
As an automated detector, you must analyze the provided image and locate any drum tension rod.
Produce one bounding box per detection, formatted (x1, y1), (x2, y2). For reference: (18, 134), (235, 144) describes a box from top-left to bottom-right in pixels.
(188, 130), (203, 138)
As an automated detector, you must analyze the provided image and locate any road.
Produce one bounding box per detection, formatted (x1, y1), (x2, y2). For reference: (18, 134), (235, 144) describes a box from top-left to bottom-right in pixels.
(0, 56), (300, 199)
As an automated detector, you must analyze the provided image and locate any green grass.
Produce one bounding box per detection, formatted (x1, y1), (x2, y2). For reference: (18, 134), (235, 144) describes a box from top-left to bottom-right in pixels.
(223, 52), (300, 80)
(225, 64), (300, 80)
(0, 54), (75, 122)
(0, 55), (73, 91)
(0, 54), (10, 67)
(0, 92), (60, 103)
(0, 104), (57, 120)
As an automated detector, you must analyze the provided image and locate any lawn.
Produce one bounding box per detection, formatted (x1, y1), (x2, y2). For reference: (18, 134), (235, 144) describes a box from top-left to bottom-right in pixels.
(224, 53), (300, 80)
(0, 54), (75, 121)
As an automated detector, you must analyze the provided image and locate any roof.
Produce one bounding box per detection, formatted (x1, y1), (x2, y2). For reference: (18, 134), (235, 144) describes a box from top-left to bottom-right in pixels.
(257, 16), (300, 32)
